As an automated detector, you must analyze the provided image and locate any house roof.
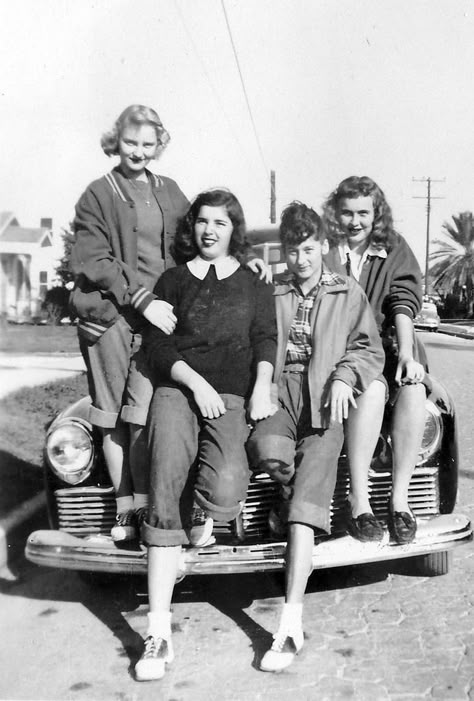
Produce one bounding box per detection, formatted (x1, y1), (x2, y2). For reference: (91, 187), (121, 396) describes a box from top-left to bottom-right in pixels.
(0, 226), (50, 244)
(0, 211), (18, 234)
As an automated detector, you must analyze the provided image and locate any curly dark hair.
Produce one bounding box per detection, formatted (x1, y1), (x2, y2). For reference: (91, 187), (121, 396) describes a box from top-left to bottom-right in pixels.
(322, 176), (397, 249)
(172, 189), (249, 264)
(279, 201), (323, 248)
(100, 104), (170, 157)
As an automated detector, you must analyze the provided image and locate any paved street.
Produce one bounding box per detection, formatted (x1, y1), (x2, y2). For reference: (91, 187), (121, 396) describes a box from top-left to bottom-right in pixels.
(0, 332), (473, 700)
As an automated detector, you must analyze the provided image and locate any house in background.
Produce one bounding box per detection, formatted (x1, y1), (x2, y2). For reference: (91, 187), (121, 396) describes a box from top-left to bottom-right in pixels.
(0, 212), (60, 323)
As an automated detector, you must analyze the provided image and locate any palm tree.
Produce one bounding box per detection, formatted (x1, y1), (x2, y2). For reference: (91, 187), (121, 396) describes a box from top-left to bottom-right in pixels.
(429, 211), (474, 312)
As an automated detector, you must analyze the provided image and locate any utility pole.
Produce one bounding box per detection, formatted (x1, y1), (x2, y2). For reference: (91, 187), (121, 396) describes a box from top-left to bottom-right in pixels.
(412, 177), (445, 295)
(270, 170), (276, 223)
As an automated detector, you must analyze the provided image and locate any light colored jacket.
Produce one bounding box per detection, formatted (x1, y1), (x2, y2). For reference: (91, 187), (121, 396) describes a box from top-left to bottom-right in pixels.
(273, 267), (385, 429)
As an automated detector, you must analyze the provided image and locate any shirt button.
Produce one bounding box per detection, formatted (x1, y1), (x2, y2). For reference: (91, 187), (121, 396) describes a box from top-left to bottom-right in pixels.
(133, 226), (138, 232)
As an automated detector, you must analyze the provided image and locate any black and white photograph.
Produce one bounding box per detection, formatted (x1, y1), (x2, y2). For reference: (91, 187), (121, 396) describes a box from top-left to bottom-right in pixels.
(1, 1), (474, 699)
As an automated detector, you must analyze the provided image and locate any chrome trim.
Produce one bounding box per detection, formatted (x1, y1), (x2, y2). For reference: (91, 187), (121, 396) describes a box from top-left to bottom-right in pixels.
(25, 514), (472, 576)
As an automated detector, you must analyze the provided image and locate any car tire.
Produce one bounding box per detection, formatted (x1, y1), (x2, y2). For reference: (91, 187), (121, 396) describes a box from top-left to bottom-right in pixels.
(410, 551), (452, 576)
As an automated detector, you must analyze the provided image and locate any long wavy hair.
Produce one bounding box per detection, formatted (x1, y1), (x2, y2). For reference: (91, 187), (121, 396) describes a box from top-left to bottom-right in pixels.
(172, 189), (249, 264)
(322, 176), (397, 249)
(100, 104), (170, 157)
(279, 201), (323, 248)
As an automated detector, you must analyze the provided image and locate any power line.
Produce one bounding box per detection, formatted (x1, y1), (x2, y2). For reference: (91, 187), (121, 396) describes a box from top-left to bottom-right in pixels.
(412, 177), (445, 295)
(220, 0), (270, 180)
(173, 0), (263, 193)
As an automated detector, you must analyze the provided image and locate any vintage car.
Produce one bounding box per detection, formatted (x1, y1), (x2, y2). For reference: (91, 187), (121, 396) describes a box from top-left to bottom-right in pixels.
(414, 300), (441, 332)
(26, 235), (471, 580)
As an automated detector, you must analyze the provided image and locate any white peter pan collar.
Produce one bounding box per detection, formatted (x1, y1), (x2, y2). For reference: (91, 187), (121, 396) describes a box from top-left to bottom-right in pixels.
(187, 255), (240, 280)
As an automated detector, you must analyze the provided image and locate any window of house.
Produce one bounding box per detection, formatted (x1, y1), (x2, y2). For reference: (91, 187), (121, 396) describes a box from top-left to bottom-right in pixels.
(39, 270), (48, 299)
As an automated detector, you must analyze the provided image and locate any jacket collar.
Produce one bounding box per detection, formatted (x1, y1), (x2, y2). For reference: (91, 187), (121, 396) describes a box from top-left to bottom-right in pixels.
(273, 264), (348, 296)
(105, 167), (164, 202)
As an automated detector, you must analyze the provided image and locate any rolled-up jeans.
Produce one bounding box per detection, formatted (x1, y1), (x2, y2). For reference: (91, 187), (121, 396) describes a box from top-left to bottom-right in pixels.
(142, 386), (250, 547)
(247, 372), (343, 534)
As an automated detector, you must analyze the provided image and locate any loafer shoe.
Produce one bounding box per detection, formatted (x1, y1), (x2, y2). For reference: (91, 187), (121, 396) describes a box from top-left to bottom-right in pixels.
(347, 510), (384, 543)
(388, 505), (417, 544)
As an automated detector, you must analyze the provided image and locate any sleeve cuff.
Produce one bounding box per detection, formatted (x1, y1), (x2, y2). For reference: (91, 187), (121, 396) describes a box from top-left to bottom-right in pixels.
(392, 304), (415, 319)
(130, 287), (155, 313)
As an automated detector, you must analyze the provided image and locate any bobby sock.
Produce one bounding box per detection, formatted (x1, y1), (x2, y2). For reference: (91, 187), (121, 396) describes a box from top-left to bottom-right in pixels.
(279, 602), (303, 634)
(147, 611), (172, 640)
(134, 494), (149, 510)
(116, 496), (134, 513)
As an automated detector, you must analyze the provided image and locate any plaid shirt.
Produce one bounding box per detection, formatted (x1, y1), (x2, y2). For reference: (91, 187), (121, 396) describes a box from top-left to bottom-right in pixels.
(285, 280), (320, 365)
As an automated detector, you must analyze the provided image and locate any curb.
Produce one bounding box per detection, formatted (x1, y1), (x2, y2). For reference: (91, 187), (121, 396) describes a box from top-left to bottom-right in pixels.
(0, 491), (46, 570)
(437, 327), (474, 340)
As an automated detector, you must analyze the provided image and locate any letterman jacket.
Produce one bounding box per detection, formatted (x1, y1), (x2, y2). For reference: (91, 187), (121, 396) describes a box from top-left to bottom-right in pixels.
(70, 167), (188, 342)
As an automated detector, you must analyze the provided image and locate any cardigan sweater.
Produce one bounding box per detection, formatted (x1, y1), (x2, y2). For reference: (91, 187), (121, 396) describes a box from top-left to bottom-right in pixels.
(324, 233), (423, 335)
(273, 267), (385, 429)
(144, 264), (277, 397)
(70, 167), (189, 341)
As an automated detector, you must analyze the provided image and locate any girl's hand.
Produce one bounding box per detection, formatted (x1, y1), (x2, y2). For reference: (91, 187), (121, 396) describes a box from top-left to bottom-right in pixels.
(247, 258), (273, 283)
(395, 355), (425, 385)
(143, 300), (177, 335)
(325, 379), (357, 424)
(248, 390), (278, 422)
(192, 378), (226, 419)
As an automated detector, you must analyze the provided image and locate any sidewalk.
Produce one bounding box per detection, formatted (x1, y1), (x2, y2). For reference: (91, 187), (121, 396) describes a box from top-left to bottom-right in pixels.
(0, 352), (86, 399)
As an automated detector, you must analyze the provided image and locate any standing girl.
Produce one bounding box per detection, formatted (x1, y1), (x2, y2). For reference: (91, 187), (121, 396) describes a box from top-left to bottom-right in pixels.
(134, 189), (277, 681)
(70, 105), (189, 541)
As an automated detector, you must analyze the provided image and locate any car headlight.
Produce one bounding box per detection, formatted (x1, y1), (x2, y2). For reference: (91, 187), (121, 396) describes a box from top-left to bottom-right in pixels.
(45, 421), (94, 485)
(418, 401), (443, 464)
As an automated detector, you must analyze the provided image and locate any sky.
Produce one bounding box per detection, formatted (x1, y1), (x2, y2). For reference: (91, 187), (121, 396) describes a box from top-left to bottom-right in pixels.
(2, 0), (474, 268)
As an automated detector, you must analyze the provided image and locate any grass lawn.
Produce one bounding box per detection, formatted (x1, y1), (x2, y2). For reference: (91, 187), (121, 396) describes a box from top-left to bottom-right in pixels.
(0, 373), (88, 518)
(0, 323), (80, 354)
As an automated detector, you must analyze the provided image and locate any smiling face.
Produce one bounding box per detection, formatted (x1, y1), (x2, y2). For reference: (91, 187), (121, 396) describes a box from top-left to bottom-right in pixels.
(194, 205), (234, 261)
(118, 124), (159, 178)
(336, 196), (375, 247)
(284, 234), (328, 289)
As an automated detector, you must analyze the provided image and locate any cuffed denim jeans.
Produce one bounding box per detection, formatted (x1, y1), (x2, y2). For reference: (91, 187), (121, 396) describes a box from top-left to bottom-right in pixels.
(142, 386), (250, 547)
(247, 372), (343, 533)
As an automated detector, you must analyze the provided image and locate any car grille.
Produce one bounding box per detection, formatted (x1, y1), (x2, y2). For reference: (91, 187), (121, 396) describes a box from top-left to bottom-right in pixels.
(54, 460), (440, 540)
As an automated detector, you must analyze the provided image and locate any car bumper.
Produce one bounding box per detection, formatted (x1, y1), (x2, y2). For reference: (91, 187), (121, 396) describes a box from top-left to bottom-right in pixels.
(25, 514), (472, 576)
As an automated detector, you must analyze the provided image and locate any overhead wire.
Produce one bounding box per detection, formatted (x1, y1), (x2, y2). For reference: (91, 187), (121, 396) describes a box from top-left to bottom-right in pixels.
(220, 0), (270, 182)
(173, 0), (268, 201)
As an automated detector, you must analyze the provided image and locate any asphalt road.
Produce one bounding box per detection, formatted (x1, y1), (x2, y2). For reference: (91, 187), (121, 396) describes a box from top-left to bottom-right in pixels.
(0, 332), (473, 701)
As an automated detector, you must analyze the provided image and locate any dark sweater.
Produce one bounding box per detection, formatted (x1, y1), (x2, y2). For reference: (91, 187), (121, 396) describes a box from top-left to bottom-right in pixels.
(324, 233), (422, 334)
(144, 264), (277, 397)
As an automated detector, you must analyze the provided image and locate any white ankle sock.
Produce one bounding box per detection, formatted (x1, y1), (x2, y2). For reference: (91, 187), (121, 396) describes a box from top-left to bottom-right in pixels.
(134, 494), (149, 510)
(116, 496), (134, 513)
(279, 603), (303, 633)
(147, 611), (172, 639)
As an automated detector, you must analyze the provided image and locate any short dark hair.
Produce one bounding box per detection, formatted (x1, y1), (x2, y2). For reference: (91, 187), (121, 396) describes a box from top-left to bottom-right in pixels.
(100, 104), (170, 157)
(279, 201), (323, 248)
(172, 189), (249, 264)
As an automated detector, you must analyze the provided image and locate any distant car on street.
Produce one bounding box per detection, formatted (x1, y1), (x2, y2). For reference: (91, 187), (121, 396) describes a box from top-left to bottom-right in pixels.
(415, 300), (440, 332)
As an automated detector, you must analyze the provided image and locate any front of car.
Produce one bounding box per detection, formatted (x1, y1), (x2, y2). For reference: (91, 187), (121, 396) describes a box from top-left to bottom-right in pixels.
(26, 373), (471, 579)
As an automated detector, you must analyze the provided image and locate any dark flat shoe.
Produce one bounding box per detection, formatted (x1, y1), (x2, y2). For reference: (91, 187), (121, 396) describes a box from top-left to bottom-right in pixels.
(388, 506), (417, 544)
(346, 509), (384, 542)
